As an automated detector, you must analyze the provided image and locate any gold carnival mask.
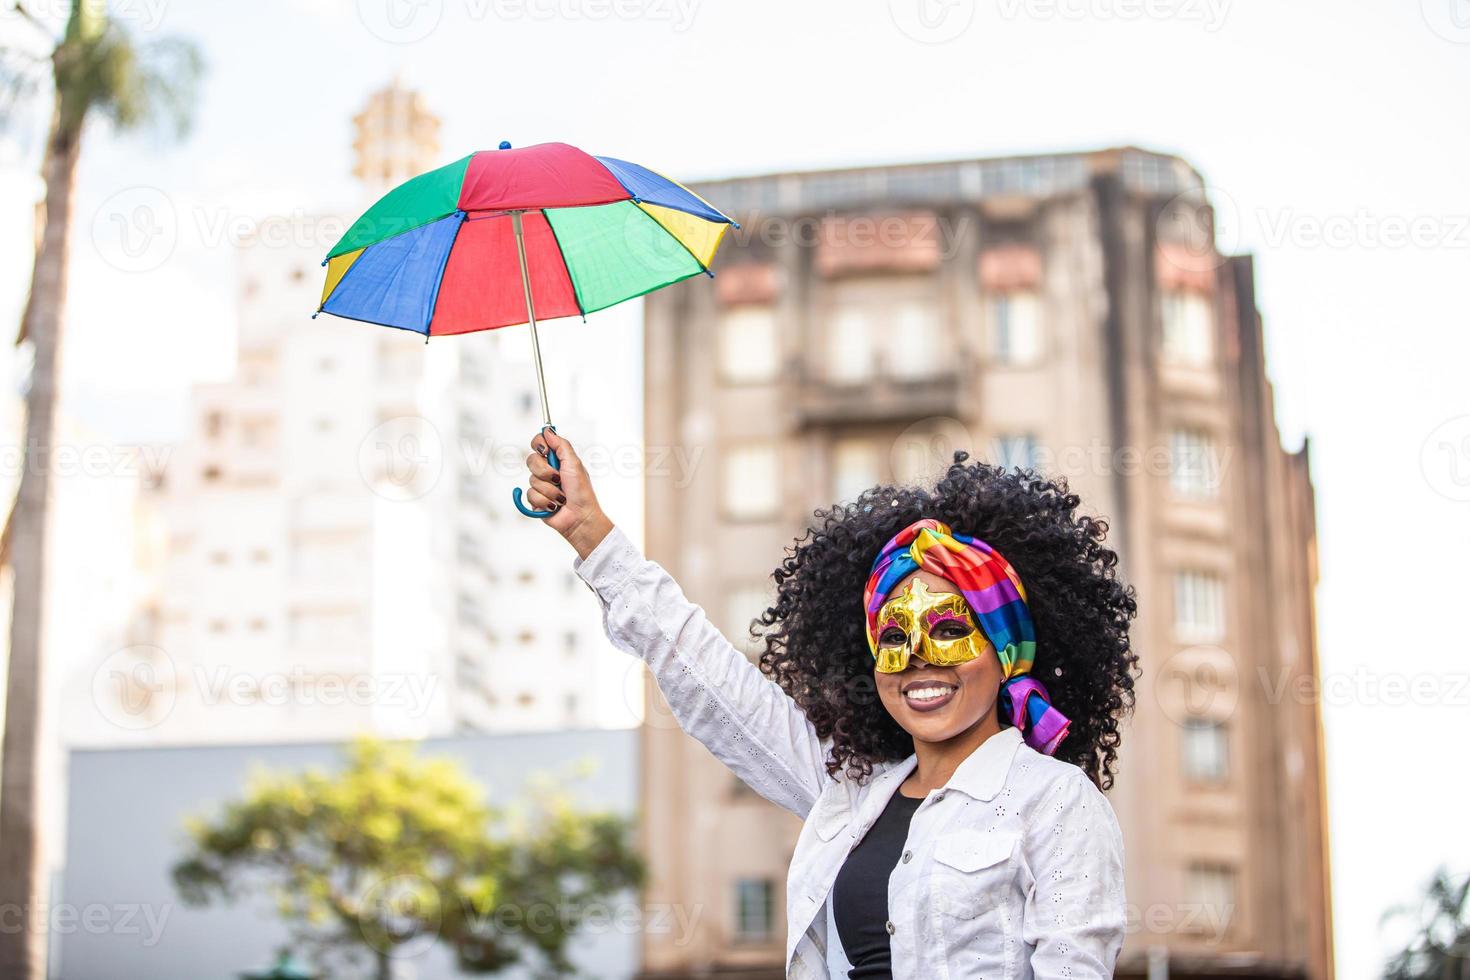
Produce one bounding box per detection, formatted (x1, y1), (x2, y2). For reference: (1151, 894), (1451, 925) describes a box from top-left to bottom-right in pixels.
(873, 578), (993, 674)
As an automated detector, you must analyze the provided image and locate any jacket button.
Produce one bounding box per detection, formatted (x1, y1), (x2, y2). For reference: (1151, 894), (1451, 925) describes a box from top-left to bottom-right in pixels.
(902, 851), (913, 863)
(933, 792), (946, 803)
(885, 920), (896, 935)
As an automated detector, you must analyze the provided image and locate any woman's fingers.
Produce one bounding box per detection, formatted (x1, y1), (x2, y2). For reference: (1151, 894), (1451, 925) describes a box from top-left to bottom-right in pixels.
(525, 428), (610, 553)
(523, 482), (558, 512)
(526, 450), (560, 484)
(541, 427), (577, 463)
(529, 476), (565, 508)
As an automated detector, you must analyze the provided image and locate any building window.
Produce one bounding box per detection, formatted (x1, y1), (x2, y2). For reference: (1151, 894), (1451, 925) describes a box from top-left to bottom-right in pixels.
(240, 416), (275, 448)
(832, 437), (880, 503)
(1161, 290), (1214, 366)
(887, 299), (942, 380)
(1173, 570), (1226, 642)
(993, 433), (1037, 472)
(718, 307), (779, 384)
(1185, 863), (1237, 933)
(456, 593), (480, 627)
(723, 444), (780, 521)
(828, 305), (876, 383)
(828, 284), (944, 382)
(1168, 428), (1221, 499)
(205, 411), (226, 438)
(1181, 717), (1229, 781)
(734, 878), (775, 942)
(987, 291), (1042, 365)
(290, 608), (360, 650)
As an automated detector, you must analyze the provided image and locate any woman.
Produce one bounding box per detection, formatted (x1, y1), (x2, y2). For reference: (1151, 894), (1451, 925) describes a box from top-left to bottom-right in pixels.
(523, 428), (1138, 979)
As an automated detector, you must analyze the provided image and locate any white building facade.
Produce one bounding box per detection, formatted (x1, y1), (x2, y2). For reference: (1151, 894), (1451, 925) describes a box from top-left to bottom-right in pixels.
(79, 79), (642, 746)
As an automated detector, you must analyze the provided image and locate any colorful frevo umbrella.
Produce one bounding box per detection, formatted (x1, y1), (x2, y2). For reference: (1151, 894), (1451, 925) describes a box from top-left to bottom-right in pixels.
(316, 141), (736, 517)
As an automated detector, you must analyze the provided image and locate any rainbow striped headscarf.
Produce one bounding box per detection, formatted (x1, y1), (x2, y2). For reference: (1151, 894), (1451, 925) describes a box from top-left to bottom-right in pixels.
(862, 518), (1070, 755)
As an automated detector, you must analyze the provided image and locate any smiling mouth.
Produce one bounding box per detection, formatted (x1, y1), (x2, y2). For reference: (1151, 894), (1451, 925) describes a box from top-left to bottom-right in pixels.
(900, 681), (957, 712)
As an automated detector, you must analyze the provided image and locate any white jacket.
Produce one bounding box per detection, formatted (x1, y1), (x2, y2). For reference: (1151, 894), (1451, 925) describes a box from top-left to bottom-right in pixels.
(575, 526), (1127, 980)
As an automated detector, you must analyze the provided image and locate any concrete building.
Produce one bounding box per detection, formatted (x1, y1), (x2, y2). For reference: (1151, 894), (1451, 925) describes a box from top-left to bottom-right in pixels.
(80, 79), (640, 746)
(637, 148), (1332, 979)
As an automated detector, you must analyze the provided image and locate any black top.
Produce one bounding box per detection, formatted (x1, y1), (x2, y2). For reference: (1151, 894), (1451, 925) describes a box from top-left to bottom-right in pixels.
(831, 789), (924, 979)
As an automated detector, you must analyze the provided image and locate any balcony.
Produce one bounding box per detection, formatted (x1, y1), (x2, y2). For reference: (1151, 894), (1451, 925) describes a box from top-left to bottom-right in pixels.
(785, 353), (978, 427)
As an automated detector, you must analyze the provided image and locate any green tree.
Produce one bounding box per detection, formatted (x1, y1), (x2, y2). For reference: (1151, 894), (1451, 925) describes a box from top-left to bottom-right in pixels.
(1382, 867), (1470, 980)
(0, 5), (201, 978)
(172, 739), (645, 980)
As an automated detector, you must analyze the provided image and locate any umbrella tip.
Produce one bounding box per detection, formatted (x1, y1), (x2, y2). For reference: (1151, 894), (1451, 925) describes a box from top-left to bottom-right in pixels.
(499, 140), (512, 150)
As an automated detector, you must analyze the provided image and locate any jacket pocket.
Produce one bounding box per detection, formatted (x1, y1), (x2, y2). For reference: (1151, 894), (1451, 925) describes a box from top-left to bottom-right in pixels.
(933, 829), (1017, 873)
(930, 829), (1020, 922)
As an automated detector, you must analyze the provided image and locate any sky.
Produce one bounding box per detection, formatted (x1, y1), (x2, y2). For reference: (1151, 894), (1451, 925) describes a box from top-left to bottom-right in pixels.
(2, 0), (1468, 975)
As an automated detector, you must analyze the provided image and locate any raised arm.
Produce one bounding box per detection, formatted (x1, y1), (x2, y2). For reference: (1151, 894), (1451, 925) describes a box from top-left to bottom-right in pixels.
(523, 428), (830, 818)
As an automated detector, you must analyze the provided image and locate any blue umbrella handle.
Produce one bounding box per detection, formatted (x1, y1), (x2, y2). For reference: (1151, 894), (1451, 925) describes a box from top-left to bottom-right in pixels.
(512, 426), (561, 519)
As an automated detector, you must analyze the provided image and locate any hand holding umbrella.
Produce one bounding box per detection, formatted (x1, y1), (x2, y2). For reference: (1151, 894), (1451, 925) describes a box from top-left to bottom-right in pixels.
(524, 428), (613, 558)
(316, 141), (736, 517)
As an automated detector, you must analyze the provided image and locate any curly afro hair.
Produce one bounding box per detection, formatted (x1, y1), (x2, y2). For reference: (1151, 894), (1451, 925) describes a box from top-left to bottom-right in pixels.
(754, 451), (1139, 790)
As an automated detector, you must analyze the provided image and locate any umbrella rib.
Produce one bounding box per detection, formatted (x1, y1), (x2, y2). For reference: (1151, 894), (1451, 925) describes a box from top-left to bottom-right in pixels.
(629, 202), (717, 278)
(422, 210), (469, 340)
(540, 211), (588, 321)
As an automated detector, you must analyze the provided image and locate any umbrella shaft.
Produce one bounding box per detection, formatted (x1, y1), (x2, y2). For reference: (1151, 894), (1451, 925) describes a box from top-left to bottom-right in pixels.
(511, 210), (552, 428)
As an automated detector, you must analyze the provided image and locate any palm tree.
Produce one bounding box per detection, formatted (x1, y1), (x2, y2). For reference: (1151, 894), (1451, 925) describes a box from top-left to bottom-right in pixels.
(1382, 867), (1470, 980)
(0, 4), (201, 977)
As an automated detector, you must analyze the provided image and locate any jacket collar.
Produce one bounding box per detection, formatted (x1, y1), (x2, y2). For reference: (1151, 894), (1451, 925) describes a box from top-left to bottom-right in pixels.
(812, 756), (915, 841)
(812, 727), (1022, 840)
(945, 726), (1023, 802)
